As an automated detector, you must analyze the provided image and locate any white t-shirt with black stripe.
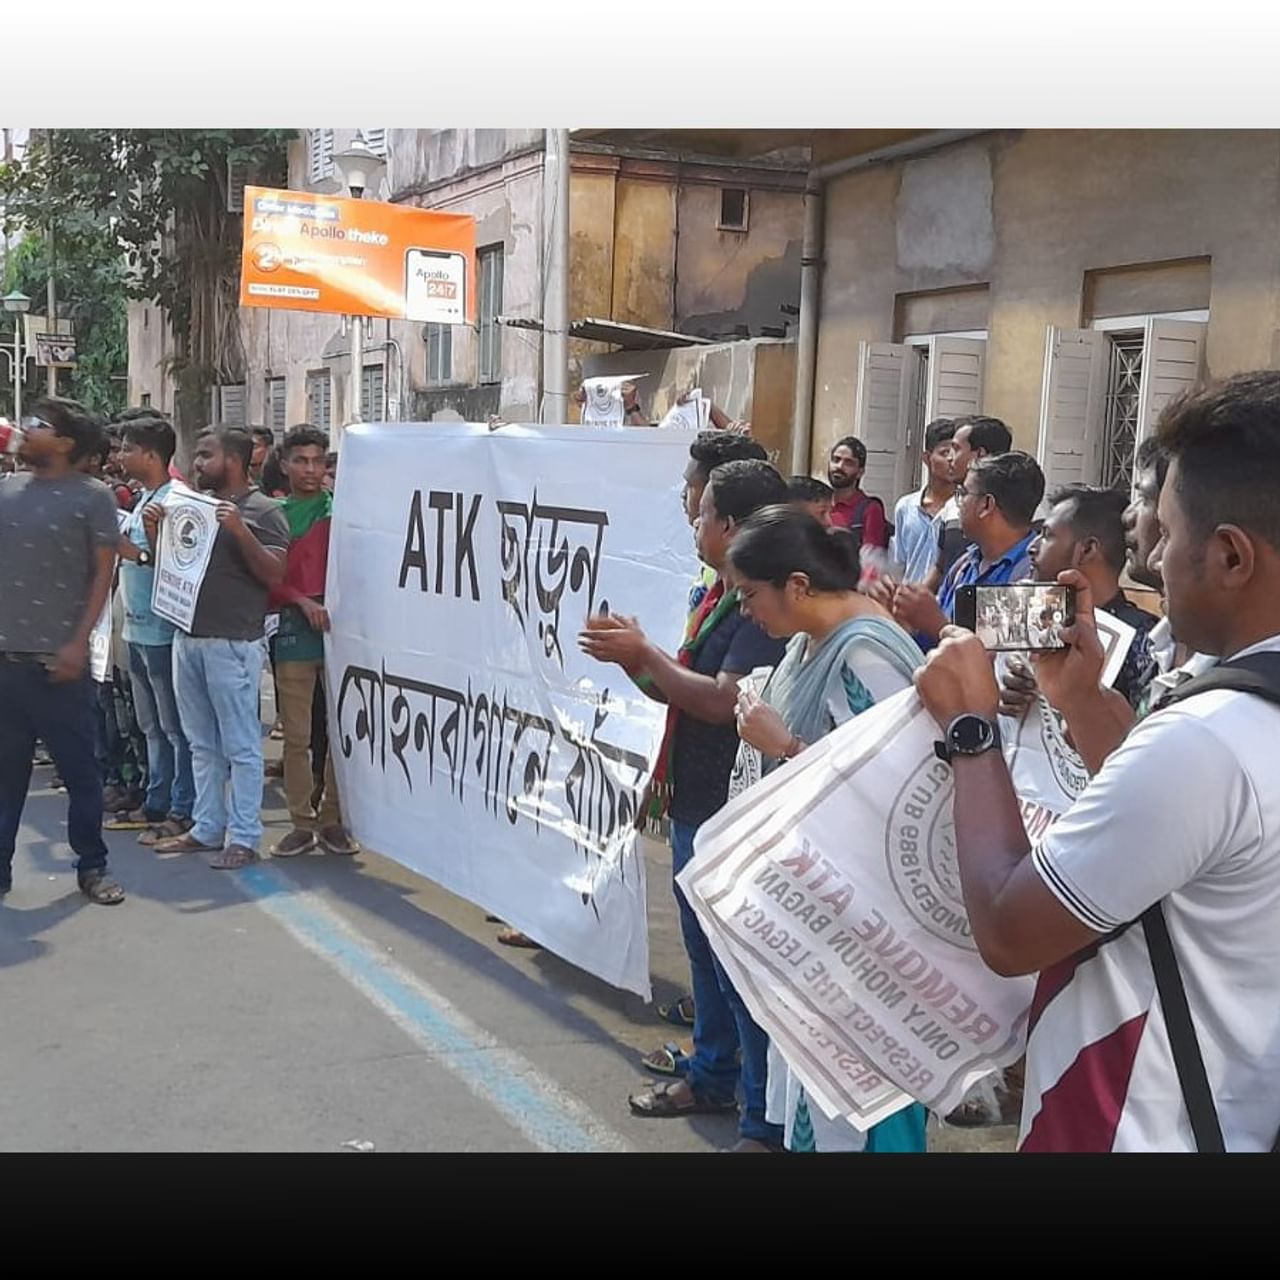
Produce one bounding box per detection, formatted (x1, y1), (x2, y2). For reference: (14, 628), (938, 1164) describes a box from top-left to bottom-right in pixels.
(1022, 635), (1280, 1151)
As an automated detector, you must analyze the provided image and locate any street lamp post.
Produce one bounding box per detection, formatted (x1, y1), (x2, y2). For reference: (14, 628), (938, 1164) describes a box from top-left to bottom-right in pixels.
(2, 290), (32, 422)
(332, 138), (387, 448)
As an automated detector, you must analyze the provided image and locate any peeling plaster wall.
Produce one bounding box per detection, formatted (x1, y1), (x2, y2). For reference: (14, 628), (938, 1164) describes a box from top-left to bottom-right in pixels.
(811, 129), (1280, 464)
(583, 338), (796, 467)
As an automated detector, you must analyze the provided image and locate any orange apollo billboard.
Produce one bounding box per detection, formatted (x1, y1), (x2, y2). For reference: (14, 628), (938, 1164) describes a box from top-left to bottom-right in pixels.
(239, 186), (476, 325)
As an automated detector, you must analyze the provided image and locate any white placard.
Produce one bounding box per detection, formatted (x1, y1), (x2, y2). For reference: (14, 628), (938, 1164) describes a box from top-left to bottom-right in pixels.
(325, 422), (700, 997)
(658, 389), (711, 432)
(89, 592), (112, 684)
(581, 375), (647, 427)
(151, 487), (221, 632)
(679, 688), (1046, 1129)
(1095, 606), (1137, 691)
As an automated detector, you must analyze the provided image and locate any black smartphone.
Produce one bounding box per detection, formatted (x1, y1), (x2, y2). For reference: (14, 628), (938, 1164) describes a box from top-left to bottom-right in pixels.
(954, 581), (1076, 652)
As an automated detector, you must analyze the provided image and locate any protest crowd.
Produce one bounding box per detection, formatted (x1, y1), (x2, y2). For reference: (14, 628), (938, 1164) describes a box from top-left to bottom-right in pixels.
(2, 364), (1279, 1154)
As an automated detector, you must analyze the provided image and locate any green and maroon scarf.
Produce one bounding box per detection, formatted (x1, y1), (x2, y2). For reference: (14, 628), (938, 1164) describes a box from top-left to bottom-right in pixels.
(642, 579), (741, 820)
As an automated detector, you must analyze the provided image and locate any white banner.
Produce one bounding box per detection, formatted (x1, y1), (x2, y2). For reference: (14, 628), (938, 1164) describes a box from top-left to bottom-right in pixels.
(151, 487), (221, 632)
(325, 423), (701, 997)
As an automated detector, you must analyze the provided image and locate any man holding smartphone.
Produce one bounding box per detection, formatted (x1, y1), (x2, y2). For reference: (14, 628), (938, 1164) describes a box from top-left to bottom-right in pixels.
(914, 371), (1280, 1151)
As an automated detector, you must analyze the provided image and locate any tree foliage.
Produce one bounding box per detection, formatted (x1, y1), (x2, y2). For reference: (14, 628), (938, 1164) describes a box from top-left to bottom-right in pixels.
(2, 218), (128, 417)
(1, 129), (292, 441)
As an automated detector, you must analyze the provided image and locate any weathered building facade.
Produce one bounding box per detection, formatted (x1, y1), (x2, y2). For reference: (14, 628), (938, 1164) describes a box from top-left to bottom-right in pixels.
(607, 128), (1280, 511)
(126, 129), (806, 435)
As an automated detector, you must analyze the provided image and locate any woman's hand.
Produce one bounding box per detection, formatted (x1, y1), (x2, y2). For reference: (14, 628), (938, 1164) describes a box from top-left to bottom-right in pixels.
(735, 686), (800, 759)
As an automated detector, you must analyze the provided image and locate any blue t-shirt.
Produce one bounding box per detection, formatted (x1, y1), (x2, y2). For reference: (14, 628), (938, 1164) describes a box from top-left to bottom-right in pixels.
(119, 481), (177, 648)
(937, 529), (1037, 625)
(669, 602), (786, 829)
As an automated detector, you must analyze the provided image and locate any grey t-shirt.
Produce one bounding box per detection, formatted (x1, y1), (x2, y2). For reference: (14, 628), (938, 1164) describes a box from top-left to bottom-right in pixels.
(0, 470), (119, 654)
(188, 488), (290, 641)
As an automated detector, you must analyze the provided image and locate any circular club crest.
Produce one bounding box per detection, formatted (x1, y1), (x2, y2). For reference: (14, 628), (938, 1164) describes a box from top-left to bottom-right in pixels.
(169, 502), (209, 571)
(1033, 696), (1089, 802)
(884, 755), (975, 952)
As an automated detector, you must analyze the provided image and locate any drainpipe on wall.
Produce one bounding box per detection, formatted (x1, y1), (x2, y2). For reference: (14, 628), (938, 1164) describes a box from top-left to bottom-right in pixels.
(788, 130), (988, 476)
(542, 128), (572, 424)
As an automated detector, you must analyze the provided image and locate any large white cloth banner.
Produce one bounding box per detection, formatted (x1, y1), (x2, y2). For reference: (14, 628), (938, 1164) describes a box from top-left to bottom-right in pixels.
(325, 423), (700, 997)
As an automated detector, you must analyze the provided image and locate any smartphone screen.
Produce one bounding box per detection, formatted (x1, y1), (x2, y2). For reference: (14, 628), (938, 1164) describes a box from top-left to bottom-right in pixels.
(955, 582), (1076, 651)
(404, 248), (467, 324)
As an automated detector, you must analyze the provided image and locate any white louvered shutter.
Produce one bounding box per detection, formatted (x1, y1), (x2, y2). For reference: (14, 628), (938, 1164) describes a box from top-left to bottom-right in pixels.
(1037, 327), (1108, 489)
(853, 341), (914, 504)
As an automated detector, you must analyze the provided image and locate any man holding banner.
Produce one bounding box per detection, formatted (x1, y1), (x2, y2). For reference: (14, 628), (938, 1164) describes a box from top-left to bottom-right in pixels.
(149, 427), (288, 869)
(581, 458), (789, 1150)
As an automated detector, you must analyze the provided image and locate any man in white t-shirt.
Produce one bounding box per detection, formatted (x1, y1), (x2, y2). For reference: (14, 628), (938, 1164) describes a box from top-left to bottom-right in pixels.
(915, 370), (1280, 1152)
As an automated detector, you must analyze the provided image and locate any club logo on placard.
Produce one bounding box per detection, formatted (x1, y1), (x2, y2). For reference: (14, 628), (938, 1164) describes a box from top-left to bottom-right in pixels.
(884, 755), (974, 951)
(170, 502), (209, 571)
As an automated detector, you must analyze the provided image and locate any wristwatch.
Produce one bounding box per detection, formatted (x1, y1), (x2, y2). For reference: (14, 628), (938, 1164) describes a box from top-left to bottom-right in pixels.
(934, 714), (1001, 764)
(137, 548), (154, 567)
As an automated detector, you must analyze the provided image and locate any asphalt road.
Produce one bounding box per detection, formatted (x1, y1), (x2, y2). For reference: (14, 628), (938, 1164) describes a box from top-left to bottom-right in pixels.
(0, 757), (1014, 1154)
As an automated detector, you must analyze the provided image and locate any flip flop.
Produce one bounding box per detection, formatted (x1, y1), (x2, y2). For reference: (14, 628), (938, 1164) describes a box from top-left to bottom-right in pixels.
(106, 807), (165, 832)
(640, 1042), (691, 1077)
(153, 832), (221, 855)
(318, 825), (360, 856)
(628, 1080), (736, 1119)
(496, 927), (542, 949)
(658, 995), (696, 1028)
(209, 844), (259, 871)
(78, 872), (126, 906)
(138, 817), (194, 847)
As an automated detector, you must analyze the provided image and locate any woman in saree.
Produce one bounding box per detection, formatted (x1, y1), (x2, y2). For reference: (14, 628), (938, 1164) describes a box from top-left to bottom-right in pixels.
(727, 503), (930, 1153)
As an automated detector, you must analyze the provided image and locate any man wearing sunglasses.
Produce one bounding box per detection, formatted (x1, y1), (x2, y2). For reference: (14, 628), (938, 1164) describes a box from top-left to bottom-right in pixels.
(0, 398), (125, 905)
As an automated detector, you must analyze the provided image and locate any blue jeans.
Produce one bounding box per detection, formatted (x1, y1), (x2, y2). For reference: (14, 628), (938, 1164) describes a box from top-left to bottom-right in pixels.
(128, 642), (194, 820)
(173, 634), (266, 850)
(671, 819), (783, 1146)
(0, 659), (108, 884)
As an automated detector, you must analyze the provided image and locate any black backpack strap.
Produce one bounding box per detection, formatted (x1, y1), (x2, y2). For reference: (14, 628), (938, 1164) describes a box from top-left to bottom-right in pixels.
(1140, 901), (1226, 1152)
(1160, 652), (1280, 710)
(1143, 648), (1280, 1151)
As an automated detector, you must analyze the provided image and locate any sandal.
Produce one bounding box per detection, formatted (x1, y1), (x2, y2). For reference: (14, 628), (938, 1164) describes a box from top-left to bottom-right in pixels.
(78, 871), (126, 906)
(640, 1042), (691, 1077)
(496, 927), (541, 949)
(153, 832), (220, 855)
(272, 828), (317, 858)
(209, 844), (259, 871)
(659, 995), (696, 1028)
(138, 816), (194, 847)
(318, 824), (360, 856)
(106, 807), (165, 832)
(628, 1080), (736, 1119)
